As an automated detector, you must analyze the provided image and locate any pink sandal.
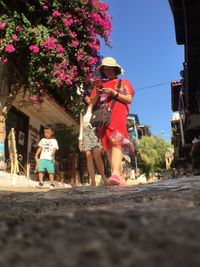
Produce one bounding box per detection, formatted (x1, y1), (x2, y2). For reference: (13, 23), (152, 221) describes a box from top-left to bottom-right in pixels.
(108, 175), (127, 186)
(118, 176), (127, 186)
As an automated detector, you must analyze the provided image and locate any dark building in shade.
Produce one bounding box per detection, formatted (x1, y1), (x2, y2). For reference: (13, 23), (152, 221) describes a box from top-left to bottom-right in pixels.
(169, 0), (200, 163)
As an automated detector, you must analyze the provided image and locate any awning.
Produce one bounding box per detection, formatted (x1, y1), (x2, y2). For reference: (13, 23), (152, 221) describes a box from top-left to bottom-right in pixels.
(13, 93), (79, 132)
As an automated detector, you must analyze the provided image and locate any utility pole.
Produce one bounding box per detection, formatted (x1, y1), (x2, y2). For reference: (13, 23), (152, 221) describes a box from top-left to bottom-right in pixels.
(128, 114), (139, 179)
(133, 117), (139, 178)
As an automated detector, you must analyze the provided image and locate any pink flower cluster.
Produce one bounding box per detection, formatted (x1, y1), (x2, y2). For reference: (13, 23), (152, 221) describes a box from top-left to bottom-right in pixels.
(12, 34), (18, 41)
(40, 37), (65, 54)
(91, 12), (112, 37)
(53, 70), (72, 87)
(5, 44), (15, 53)
(71, 40), (79, 48)
(52, 10), (61, 18)
(29, 45), (40, 53)
(53, 59), (71, 87)
(87, 57), (98, 66)
(87, 39), (100, 51)
(42, 37), (57, 50)
(63, 17), (73, 28)
(39, 0), (49, 11)
(0, 21), (6, 30)
(16, 25), (23, 32)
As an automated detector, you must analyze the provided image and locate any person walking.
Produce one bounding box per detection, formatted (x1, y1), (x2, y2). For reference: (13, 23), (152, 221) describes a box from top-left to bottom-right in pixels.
(90, 57), (134, 186)
(78, 93), (108, 186)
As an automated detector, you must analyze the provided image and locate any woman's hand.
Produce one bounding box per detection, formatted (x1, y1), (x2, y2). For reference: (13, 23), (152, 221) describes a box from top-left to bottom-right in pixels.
(102, 87), (115, 96)
(102, 87), (133, 104)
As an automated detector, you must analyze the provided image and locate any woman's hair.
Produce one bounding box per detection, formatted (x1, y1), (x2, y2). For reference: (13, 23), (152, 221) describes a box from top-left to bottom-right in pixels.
(81, 92), (91, 115)
(83, 90), (90, 97)
(82, 91), (90, 105)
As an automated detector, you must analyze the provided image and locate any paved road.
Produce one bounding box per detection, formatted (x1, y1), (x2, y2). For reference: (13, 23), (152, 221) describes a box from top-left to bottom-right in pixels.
(0, 176), (200, 267)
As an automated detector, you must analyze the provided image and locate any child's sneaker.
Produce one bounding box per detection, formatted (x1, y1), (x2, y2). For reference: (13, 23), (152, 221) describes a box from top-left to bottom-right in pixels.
(49, 183), (55, 190)
(36, 182), (44, 188)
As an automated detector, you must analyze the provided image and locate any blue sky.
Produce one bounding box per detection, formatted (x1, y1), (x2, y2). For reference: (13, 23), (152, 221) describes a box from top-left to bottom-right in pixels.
(101, 0), (184, 140)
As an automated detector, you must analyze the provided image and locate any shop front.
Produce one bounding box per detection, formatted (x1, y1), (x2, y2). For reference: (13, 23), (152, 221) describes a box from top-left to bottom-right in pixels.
(6, 95), (79, 179)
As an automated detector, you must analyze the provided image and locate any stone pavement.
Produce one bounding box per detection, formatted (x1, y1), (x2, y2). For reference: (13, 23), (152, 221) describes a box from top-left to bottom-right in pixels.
(0, 176), (200, 267)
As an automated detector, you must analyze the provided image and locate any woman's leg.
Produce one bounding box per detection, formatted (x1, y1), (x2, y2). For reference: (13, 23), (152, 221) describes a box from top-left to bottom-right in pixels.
(108, 146), (127, 186)
(111, 146), (123, 177)
(106, 149), (112, 168)
(93, 147), (108, 185)
(85, 150), (96, 186)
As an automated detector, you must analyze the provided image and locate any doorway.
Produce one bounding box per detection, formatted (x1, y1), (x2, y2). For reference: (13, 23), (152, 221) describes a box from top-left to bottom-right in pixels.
(5, 106), (29, 167)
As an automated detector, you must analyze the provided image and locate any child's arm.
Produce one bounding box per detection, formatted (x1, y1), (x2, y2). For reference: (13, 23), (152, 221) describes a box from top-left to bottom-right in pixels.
(51, 148), (57, 157)
(35, 147), (42, 163)
(35, 147), (42, 160)
(51, 140), (59, 157)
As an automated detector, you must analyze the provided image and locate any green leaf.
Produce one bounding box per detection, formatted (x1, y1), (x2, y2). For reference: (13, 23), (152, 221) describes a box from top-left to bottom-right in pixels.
(21, 13), (31, 27)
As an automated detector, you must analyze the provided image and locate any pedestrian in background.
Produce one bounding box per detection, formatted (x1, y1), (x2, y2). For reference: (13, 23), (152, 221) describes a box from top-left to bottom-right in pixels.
(78, 93), (108, 186)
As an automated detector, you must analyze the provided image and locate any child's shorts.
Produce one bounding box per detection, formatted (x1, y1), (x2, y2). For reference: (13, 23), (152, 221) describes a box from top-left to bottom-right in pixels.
(38, 159), (55, 174)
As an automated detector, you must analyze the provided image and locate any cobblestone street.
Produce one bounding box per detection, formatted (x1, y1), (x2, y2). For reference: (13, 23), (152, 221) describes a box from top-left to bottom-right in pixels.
(0, 176), (200, 266)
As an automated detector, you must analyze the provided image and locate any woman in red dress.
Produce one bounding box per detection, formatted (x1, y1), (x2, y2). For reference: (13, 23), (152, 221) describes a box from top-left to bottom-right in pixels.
(90, 57), (134, 186)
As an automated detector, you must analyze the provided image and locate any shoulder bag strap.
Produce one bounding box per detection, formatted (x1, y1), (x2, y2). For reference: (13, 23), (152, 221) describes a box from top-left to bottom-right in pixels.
(109, 79), (121, 110)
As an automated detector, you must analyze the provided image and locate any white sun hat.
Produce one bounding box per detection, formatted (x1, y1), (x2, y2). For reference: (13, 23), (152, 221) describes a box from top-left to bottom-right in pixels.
(96, 57), (124, 75)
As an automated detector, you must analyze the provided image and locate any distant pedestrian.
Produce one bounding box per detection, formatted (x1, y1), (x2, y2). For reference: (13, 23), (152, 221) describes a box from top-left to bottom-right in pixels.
(35, 125), (59, 189)
(78, 93), (108, 186)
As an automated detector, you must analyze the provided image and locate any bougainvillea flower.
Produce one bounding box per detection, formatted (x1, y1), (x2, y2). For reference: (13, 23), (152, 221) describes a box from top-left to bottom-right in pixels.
(29, 45), (40, 53)
(5, 44), (15, 53)
(0, 21), (6, 30)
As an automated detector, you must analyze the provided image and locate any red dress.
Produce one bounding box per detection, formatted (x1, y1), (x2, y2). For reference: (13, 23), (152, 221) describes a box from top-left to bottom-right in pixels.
(90, 78), (134, 153)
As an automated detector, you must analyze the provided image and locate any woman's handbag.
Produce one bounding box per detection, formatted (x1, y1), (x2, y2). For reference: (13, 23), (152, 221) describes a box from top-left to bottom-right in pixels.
(90, 80), (121, 129)
(90, 106), (112, 129)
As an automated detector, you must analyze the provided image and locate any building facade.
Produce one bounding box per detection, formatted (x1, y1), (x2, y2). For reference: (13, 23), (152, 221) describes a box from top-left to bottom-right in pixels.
(7, 93), (79, 177)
